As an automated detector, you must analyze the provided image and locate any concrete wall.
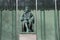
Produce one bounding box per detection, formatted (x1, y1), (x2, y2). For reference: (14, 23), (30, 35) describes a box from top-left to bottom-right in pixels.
(0, 10), (60, 40)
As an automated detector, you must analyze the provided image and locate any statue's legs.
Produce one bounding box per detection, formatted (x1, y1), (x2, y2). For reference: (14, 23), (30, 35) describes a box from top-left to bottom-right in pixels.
(22, 22), (34, 32)
(29, 23), (34, 32)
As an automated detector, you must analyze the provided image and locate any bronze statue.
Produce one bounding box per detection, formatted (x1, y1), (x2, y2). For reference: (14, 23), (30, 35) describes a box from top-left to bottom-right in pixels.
(21, 7), (34, 32)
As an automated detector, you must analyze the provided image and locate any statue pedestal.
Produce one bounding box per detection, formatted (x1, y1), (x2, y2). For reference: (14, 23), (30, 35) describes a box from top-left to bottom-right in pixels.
(19, 34), (36, 40)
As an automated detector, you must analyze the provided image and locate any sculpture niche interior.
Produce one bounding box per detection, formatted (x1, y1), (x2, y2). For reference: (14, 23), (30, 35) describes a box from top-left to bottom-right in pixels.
(21, 7), (35, 32)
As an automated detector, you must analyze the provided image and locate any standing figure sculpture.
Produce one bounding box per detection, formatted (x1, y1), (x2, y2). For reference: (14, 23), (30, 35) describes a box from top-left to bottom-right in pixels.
(21, 7), (34, 32)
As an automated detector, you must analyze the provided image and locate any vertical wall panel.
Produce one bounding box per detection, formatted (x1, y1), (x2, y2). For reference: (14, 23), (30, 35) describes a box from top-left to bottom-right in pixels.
(0, 11), (1, 40)
(0, 11), (2, 40)
(12, 10), (16, 40)
(41, 10), (46, 40)
(37, 10), (41, 40)
(59, 10), (60, 40)
(1, 10), (12, 40)
(45, 10), (55, 40)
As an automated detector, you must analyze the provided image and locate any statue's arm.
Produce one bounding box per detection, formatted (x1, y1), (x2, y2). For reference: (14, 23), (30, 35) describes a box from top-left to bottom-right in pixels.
(21, 14), (24, 21)
(29, 13), (35, 24)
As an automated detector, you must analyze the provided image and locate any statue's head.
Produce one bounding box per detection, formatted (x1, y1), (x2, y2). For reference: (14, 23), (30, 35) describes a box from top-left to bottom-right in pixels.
(24, 7), (30, 13)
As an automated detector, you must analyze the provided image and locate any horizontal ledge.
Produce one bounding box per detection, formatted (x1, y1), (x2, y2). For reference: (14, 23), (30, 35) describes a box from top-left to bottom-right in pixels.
(20, 32), (36, 34)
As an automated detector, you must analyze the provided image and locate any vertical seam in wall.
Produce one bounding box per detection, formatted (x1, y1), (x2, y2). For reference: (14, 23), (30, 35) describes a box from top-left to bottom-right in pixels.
(43, 10), (46, 40)
(12, 11), (13, 40)
(40, 11), (43, 40)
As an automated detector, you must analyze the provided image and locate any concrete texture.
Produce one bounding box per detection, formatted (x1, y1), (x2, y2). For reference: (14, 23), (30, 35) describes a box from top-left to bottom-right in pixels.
(19, 34), (36, 40)
(0, 10), (60, 40)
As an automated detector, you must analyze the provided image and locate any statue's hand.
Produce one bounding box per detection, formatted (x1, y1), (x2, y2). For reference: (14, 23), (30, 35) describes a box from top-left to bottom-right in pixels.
(29, 20), (32, 25)
(23, 20), (27, 23)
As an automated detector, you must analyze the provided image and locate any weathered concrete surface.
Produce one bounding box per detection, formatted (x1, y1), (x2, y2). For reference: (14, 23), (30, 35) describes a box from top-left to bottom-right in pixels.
(0, 10), (60, 40)
(19, 34), (36, 40)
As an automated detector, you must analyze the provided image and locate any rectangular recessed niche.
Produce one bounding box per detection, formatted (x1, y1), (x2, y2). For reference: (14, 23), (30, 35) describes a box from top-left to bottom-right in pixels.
(19, 34), (36, 40)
